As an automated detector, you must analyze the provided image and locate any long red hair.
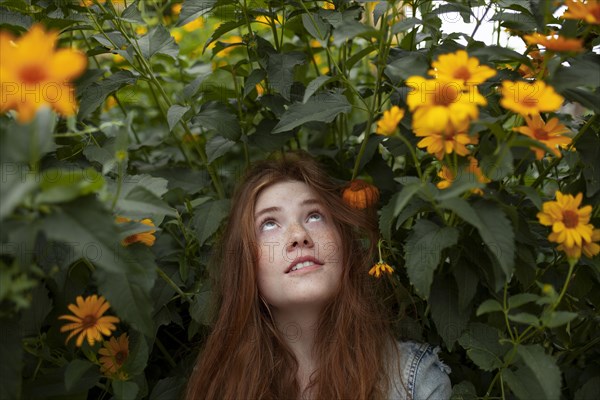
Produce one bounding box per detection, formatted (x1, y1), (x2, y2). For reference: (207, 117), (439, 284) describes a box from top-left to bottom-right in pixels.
(185, 151), (397, 399)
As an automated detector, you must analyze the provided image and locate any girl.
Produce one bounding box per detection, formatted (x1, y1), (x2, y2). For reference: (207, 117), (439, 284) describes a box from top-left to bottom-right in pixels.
(185, 152), (451, 399)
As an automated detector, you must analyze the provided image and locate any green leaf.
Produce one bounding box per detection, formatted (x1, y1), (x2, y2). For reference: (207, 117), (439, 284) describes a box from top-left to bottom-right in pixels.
(136, 25), (179, 60)
(192, 101), (241, 140)
(476, 299), (503, 316)
(302, 12), (329, 45)
(272, 91), (352, 133)
(331, 13), (374, 46)
(430, 277), (470, 350)
(65, 360), (95, 391)
(243, 69), (266, 98)
(123, 330), (150, 375)
(480, 142), (514, 181)
(441, 199), (515, 280)
(450, 381), (477, 400)
(0, 317), (22, 400)
(540, 310), (578, 328)
(267, 52), (305, 100)
(203, 20), (246, 53)
(405, 220), (459, 298)
(149, 376), (186, 400)
(0, 107), (56, 164)
(167, 105), (190, 131)
(392, 17), (422, 34)
(516, 344), (562, 400)
(112, 380), (139, 400)
(35, 168), (105, 205)
(192, 199), (230, 245)
(508, 293), (539, 309)
(116, 186), (176, 218)
(78, 70), (137, 118)
(177, 0), (217, 27)
(206, 135), (236, 164)
(303, 75), (335, 103)
(436, 171), (484, 201)
(384, 52), (429, 84)
(0, 167), (37, 220)
(561, 88), (600, 114)
(189, 286), (212, 326)
(508, 312), (539, 326)
(575, 376), (600, 400)
(458, 323), (510, 371)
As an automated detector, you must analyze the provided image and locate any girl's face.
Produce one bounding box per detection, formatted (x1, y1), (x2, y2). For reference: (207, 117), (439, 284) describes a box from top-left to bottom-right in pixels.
(254, 180), (343, 312)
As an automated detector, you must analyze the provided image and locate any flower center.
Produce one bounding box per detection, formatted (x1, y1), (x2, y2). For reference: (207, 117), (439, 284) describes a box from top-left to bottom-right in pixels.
(562, 210), (579, 229)
(435, 84), (460, 106)
(19, 65), (47, 84)
(453, 66), (472, 81)
(533, 128), (549, 140)
(115, 350), (128, 365)
(81, 315), (97, 329)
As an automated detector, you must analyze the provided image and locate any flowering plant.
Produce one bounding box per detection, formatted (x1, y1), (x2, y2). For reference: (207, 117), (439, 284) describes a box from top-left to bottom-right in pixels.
(1, 1), (598, 399)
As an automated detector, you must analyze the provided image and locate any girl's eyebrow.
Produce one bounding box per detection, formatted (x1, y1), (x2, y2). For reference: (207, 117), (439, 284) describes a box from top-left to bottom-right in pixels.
(254, 199), (321, 221)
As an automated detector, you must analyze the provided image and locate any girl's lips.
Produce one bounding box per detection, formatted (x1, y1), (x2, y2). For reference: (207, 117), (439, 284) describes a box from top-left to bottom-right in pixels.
(286, 256), (324, 273)
(288, 263), (323, 275)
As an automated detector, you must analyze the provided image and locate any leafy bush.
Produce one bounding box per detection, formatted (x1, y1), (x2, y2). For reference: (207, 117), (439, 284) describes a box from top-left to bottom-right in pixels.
(1, 1), (599, 399)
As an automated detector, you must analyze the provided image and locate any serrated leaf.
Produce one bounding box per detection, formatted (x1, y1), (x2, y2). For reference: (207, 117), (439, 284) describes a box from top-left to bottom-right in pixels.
(405, 220), (459, 298)
(189, 287), (212, 326)
(206, 135), (236, 164)
(302, 12), (329, 45)
(192, 101), (241, 140)
(116, 186), (176, 218)
(272, 91), (351, 133)
(516, 345), (562, 400)
(78, 70), (137, 118)
(203, 20), (247, 53)
(441, 198), (515, 279)
(267, 52), (305, 100)
(177, 0), (217, 27)
(303, 75), (334, 103)
(476, 299), (503, 316)
(458, 323), (510, 371)
(430, 277), (470, 350)
(167, 105), (190, 131)
(137, 25), (179, 60)
(192, 199), (230, 245)
(392, 17), (422, 34)
(385, 52), (429, 83)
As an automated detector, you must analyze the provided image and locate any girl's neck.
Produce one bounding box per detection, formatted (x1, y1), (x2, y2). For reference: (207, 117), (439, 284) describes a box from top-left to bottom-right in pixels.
(273, 306), (321, 397)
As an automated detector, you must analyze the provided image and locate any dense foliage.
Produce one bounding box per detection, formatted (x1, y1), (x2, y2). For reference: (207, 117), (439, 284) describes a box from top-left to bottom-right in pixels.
(1, 0), (599, 399)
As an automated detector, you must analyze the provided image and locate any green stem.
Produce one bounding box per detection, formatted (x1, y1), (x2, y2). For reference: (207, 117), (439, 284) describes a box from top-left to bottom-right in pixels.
(156, 267), (190, 302)
(155, 337), (177, 368)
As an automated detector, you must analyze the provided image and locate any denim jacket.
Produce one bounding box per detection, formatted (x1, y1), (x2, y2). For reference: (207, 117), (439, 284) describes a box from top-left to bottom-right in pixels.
(386, 341), (452, 400)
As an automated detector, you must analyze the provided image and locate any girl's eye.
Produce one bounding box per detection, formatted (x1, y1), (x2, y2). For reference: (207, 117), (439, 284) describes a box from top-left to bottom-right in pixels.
(260, 220), (277, 231)
(307, 212), (322, 222)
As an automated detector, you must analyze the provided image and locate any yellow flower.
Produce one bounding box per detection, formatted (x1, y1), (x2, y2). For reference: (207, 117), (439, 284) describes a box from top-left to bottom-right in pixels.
(436, 166), (455, 190)
(255, 83), (265, 96)
(369, 262), (394, 278)
(183, 18), (204, 32)
(557, 229), (600, 259)
(406, 76), (486, 133)
(428, 50), (496, 87)
(516, 50), (546, 79)
(500, 81), (563, 116)
(171, 3), (182, 17)
(537, 191), (594, 248)
(376, 106), (405, 135)
(513, 115), (572, 160)
(561, 0), (600, 25)
(466, 156), (490, 195)
(59, 295), (120, 347)
(171, 30), (183, 44)
(116, 216), (157, 247)
(135, 25), (147, 36)
(414, 120), (478, 160)
(0, 24), (87, 122)
(98, 333), (130, 379)
(523, 32), (584, 52)
(322, 1), (336, 10)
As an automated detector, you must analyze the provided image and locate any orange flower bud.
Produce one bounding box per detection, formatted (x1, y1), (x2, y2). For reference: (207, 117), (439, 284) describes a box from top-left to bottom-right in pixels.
(342, 180), (380, 209)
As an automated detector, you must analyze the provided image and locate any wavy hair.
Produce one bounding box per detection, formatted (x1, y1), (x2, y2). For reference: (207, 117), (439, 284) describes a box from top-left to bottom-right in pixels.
(185, 151), (397, 399)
